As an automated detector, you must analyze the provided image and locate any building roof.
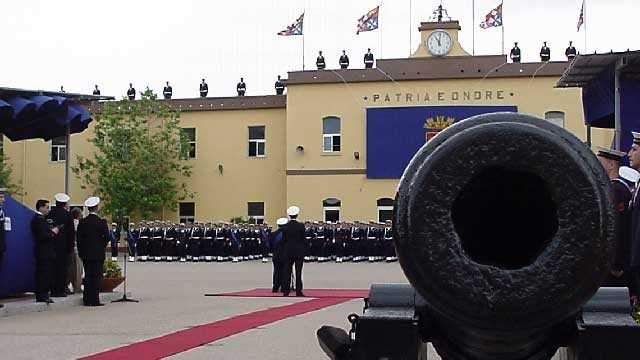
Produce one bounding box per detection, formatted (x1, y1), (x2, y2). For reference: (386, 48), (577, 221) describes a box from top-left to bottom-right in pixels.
(287, 55), (569, 85)
(555, 50), (640, 88)
(87, 95), (286, 113)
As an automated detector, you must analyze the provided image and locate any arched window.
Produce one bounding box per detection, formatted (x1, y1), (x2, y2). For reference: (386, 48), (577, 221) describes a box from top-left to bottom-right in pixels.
(323, 198), (341, 223)
(545, 111), (565, 128)
(377, 198), (394, 222)
(323, 116), (341, 152)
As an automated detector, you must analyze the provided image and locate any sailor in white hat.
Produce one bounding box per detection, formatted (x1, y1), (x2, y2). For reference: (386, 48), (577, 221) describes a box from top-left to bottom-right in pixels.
(77, 196), (110, 306)
(627, 133), (640, 310)
(48, 192), (74, 297)
(267, 217), (289, 291)
(282, 205), (306, 297)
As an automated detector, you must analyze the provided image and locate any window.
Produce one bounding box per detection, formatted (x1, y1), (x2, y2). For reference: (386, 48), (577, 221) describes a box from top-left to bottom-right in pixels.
(248, 202), (265, 224)
(50, 136), (67, 162)
(248, 126), (266, 157)
(323, 198), (341, 223)
(545, 111), (565, 128)
(323, 116), (341, 152)
(377, 198), (394, 223)
(179, 202), (195, 224)
(181, 128), (196, 159)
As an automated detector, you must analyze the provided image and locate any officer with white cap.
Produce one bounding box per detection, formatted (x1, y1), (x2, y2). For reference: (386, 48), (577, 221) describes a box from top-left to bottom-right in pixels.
(77, 197), (110, 306)
(281, 206), (306, 297)
(47, 193), (75, 297)
(627, 132), (640, 312)
(268, 217), (288, 293)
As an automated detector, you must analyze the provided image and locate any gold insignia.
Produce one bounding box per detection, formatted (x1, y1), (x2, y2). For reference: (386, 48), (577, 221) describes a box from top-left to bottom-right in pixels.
(424, 115), (455, 129)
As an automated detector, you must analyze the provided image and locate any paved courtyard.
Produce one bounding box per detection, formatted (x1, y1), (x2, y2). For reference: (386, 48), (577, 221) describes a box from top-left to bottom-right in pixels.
(0, 261), (413, 359)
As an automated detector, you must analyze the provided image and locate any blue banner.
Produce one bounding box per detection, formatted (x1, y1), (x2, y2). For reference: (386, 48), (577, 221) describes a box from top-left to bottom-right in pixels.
(366, 105), (518, 179)
(0, 196), (36, 297)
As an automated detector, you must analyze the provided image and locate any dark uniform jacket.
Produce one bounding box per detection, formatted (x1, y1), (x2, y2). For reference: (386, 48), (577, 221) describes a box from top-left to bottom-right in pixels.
(540, 46), (551, 61)
(510, 47), (521, 62)
(339, 55), (349, 68)
(77, 214), (109, 261)
(282, 220), (306, 259)
(612, 179), (633, 271)
(364, 53), (374, 67)
(163, 86), (173, 99)
(316, 56), (326, 69)
(32, 213), (56, 260)
(565, 46), (577, 60)
(47, 206), (75, 253)
(127, 87), (136, 100)
(268, 228), (285, 260)
(199, 83), (208, 97)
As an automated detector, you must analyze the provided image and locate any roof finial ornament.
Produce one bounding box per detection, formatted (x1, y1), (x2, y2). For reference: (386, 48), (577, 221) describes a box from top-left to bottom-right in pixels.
(429, 3), (451, 23)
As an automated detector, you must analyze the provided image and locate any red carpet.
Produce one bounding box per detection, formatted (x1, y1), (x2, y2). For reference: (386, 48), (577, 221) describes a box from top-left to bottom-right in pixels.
(80, 297), (355, 360)
(205, 288), (369, 299)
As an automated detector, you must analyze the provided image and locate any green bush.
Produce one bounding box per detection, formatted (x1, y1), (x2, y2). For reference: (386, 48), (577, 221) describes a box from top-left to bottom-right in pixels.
(103, 258), (122, 278)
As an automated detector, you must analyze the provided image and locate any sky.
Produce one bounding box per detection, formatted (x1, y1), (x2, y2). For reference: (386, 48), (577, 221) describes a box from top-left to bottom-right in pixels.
(1, 0), (639, 99)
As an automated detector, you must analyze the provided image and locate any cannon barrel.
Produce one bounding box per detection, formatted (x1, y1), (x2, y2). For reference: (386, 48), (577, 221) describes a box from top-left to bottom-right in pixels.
(392, 112), (615, 359)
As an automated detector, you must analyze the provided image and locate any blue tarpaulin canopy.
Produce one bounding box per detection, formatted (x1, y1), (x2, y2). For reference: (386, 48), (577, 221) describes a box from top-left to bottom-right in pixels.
(556, 50), (640, 152)
(0, 87), (112, 141)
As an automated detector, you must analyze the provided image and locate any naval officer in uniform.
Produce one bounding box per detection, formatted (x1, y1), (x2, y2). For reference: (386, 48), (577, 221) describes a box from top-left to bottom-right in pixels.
(47, 193), (75, 297)
(597, 148), (636, 292)
(316, 51), (326, 70)
(127, 83), (136, 100)
(282, 206), (306, 297)
(237, 78), (247, 96)
(339, 50), (349, 69)
(565, 41), (577, 61)
(199, 79), (208, 98)
(627, 132), (640, 313)
(32, 199), (59, 303)
(540, 41), (551, 62)
(510, 42), (521, 63)
(275, 75), (285, 95)
(269, 217), (288, 293)
(364, 48), (374, 68)
(77, 197), (110, 307)
(163, 81), (173, 99)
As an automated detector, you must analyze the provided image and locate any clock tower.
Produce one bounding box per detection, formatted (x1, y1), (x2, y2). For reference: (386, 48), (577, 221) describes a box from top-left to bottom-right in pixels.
(411, 5), (470, 58)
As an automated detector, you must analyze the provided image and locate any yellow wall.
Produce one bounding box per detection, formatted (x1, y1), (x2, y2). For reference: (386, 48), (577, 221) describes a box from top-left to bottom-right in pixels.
(3, 108), (287, 225)
(3, 73), (614, 224)
(284, 76), (613, 221)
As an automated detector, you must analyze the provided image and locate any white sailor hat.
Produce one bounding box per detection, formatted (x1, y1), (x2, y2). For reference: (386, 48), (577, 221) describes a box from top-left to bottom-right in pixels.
(620, 166), (640, 183)
(596, 147), (625, 161)
(287, 206), (300, 216)
(84, 196), (100, 208)
(633, 132), (640, 145)
(276, 217), (289, 226)
(54, 193), (70, 203)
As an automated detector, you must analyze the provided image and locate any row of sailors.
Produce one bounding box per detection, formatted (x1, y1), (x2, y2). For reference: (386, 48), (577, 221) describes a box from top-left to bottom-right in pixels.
(112, 221), (397, 263)
(95, 76), (287, 101)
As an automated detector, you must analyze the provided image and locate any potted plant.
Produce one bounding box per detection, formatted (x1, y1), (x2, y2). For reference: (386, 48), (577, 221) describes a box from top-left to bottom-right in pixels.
(101, 258), (124, 292)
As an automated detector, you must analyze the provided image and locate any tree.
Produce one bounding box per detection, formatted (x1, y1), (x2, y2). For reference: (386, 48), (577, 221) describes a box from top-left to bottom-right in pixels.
(0, 152), (22, 195)
(73, 88), (194, 220)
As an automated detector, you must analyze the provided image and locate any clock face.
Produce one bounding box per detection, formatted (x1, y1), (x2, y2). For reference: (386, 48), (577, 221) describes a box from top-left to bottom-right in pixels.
(427, 30), (452, 57)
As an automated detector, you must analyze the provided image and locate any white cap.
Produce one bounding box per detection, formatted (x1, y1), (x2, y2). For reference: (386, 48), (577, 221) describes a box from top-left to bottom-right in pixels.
(54, 193), (70, 203)
(620, 166), (640, 183)
(276, 217), (289, 226)
(84, 196), (100, 208)
(287, 206), (300, 216)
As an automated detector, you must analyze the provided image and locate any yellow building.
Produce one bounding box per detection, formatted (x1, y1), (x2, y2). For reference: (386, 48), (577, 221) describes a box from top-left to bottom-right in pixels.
(2, 19), (613, 224)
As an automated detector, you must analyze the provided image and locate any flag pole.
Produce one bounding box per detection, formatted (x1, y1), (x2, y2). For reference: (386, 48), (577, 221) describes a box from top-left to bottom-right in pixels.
(409, 0), (412, 56)
(303, 33), (305, 70)
(472, 0), (475, 55)
(501, 1), (505, 55)
(379, 2), (383, 59)
(584, 0), (587, 53)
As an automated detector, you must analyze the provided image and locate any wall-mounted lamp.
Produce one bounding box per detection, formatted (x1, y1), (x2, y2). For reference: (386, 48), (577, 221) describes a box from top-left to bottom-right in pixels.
(218, 163), (224, 175)
(354, 151), (360, 160)
(296, 145), (305, 153)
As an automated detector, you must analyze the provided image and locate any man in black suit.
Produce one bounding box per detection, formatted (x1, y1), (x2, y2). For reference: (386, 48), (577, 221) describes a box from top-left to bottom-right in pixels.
(32, 199), (59, 304)
(47, 193), (75, 297)
(127, 83), (136, 100)
(281, 206), (306, 297)
(77, 197), (110, 307)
